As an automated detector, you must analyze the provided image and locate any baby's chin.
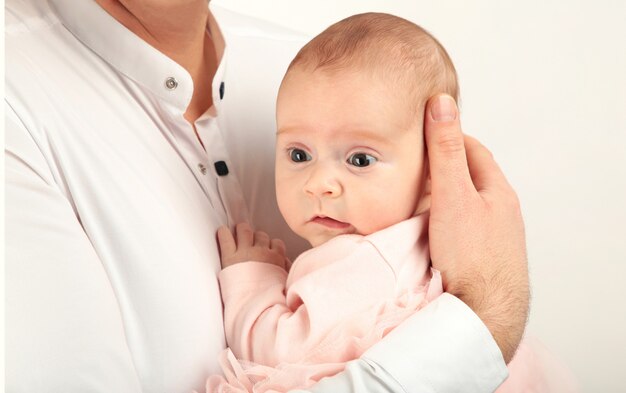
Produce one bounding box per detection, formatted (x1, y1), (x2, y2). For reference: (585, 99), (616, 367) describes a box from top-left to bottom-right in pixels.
(305, 233), (336, 248)
(303, 228), (363, 248)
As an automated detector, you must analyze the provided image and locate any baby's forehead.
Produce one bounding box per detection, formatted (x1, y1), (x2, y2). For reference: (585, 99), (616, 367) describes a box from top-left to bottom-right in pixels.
(278, 66), (430, 145)
(282, 56), (447, 125)
(282, 67), (427, 119)
(281, 12), (459, 105)
(277, 93), (424, 142)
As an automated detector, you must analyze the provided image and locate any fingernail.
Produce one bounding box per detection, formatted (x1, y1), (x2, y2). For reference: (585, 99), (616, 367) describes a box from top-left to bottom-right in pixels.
(430, 95), (457, 122)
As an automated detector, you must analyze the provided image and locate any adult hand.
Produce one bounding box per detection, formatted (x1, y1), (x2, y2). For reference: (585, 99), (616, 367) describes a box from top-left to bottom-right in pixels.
(424, 94), (529, 363)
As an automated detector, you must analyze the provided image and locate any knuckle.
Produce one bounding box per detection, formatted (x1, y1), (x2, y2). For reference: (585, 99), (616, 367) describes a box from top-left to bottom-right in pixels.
(503, 189), (521, 211)
(508, 193), (522, 217)
(482, 145), (494, 160)
(490, 188), (522, 217)
(237, 222), (252, 232)
(435, 131), (465, 154)
(467, 136), (493, 158)
(217, 226), (230, 235)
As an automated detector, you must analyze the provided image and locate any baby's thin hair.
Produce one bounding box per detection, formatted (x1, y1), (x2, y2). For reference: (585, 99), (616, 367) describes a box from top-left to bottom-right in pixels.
(285, 12), (459, 111)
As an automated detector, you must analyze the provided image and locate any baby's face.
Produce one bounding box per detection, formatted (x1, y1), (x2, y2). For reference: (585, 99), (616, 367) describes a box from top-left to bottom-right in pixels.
(275, 69), (428, 247)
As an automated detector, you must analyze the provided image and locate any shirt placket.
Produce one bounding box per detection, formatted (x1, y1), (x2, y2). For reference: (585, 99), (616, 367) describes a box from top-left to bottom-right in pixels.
(196, 116), (249, 229)
(196, 56), (250, 228)
(156, 70), (229, 226)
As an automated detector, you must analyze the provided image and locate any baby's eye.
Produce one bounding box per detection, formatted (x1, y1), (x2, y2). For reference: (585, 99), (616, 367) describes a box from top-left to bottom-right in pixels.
(347, 153), (377, 167)
(289, 148), (312, 163)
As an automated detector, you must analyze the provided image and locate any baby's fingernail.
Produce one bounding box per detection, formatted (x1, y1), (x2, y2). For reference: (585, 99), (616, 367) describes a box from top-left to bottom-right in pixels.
(430, 95), (457, 122)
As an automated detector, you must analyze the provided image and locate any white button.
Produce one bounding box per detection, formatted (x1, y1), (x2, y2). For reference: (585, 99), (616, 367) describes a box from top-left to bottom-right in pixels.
(198, 163), (207, 175)
(165, 77), (178, 90)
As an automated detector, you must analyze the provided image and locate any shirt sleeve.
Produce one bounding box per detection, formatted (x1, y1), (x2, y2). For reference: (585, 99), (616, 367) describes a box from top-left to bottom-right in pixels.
(291, 293), (508, 393)
(4, 103), (143, 393)
(219, 261), (290, 363)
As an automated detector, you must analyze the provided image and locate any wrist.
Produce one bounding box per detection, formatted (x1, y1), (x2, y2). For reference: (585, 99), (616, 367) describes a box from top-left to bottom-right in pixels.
(219, 262), (288, 303)
(448, 271), (529, 364)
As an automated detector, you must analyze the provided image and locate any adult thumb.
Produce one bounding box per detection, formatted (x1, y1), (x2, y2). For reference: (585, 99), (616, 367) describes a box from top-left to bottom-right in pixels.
(424, 94), (474, 203)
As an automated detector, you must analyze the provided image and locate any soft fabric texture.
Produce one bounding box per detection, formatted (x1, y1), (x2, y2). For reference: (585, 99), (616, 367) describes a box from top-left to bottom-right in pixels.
(500, 337), (580, 392)
(210, 215), (443, 392)
(209, 215), (578, 393)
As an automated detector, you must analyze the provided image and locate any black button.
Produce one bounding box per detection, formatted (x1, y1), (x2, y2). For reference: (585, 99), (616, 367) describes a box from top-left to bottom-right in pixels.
(219, 82), (225, 100)
(214, 161), (229, 176)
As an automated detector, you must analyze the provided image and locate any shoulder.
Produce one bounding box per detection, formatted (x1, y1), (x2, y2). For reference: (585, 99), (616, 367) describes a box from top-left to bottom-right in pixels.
(6, 0), (78, 132)
(5, 0), (61, 67)
(212, 5), (310, 74)
(5, 0), (62, 54)
(211, 5), (310, 43)
(6, 0), (126, 151)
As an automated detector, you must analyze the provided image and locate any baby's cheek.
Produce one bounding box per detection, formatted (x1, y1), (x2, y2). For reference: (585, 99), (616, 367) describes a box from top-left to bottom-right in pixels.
(353, 192), (406, 234)
(275, 182), (297, 224)
(388, 180), (420, 218)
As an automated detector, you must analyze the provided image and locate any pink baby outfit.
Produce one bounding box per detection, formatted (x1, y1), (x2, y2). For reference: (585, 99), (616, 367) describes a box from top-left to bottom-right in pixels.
(208, 215), (441, 392)
(207, 215), (578, 392)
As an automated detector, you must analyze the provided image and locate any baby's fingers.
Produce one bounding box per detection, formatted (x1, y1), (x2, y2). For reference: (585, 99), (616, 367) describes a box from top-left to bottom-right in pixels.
(235, 222), (254, 248)
(217, 226), (236, 259)
(254, 231), (270, 248)
(270, 238), (287, 257)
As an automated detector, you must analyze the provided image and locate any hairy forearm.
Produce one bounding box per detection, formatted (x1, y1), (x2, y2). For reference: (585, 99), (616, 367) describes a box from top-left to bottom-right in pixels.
(449, 261), (529, 363)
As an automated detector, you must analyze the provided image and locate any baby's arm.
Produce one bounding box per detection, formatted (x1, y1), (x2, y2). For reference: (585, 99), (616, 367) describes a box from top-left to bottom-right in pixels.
(217, 223), (299, 365)
(217, 225), (397, 367)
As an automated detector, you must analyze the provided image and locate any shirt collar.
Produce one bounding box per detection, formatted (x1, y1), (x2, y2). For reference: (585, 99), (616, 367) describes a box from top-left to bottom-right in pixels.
(49, 0), (216, 112)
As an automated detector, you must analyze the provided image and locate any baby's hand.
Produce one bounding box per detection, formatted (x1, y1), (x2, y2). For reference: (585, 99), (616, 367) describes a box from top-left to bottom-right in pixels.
(217, 223), (288, 269)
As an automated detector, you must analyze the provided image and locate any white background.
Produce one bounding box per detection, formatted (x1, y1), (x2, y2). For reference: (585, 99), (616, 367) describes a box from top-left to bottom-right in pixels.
(215, 0), (626, 391)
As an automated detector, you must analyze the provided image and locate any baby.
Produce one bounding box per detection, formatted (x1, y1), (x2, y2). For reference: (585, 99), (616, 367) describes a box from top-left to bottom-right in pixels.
(208, 12), (576, 393)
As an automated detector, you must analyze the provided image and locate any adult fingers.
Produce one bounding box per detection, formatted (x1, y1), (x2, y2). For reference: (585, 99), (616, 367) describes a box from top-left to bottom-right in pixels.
(464, 135), (510, 193)
(235, 222), (253, 248)
(424, 94), (476, 204)
(217, 226), (236, 259)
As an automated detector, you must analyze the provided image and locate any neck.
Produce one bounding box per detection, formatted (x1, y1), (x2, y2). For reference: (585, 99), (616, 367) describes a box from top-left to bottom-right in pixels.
(95, 0), (218, 122)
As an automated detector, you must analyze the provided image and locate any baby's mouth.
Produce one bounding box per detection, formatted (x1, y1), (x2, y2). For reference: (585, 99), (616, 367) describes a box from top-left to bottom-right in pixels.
(310, 215), (351, 229)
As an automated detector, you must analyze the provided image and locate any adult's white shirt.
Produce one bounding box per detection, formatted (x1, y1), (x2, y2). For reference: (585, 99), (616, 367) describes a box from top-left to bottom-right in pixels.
(5, 1), (507, 392)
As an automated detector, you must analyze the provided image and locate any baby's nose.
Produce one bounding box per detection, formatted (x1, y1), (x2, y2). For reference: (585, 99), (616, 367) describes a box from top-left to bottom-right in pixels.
(303, 167), (343, 198)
